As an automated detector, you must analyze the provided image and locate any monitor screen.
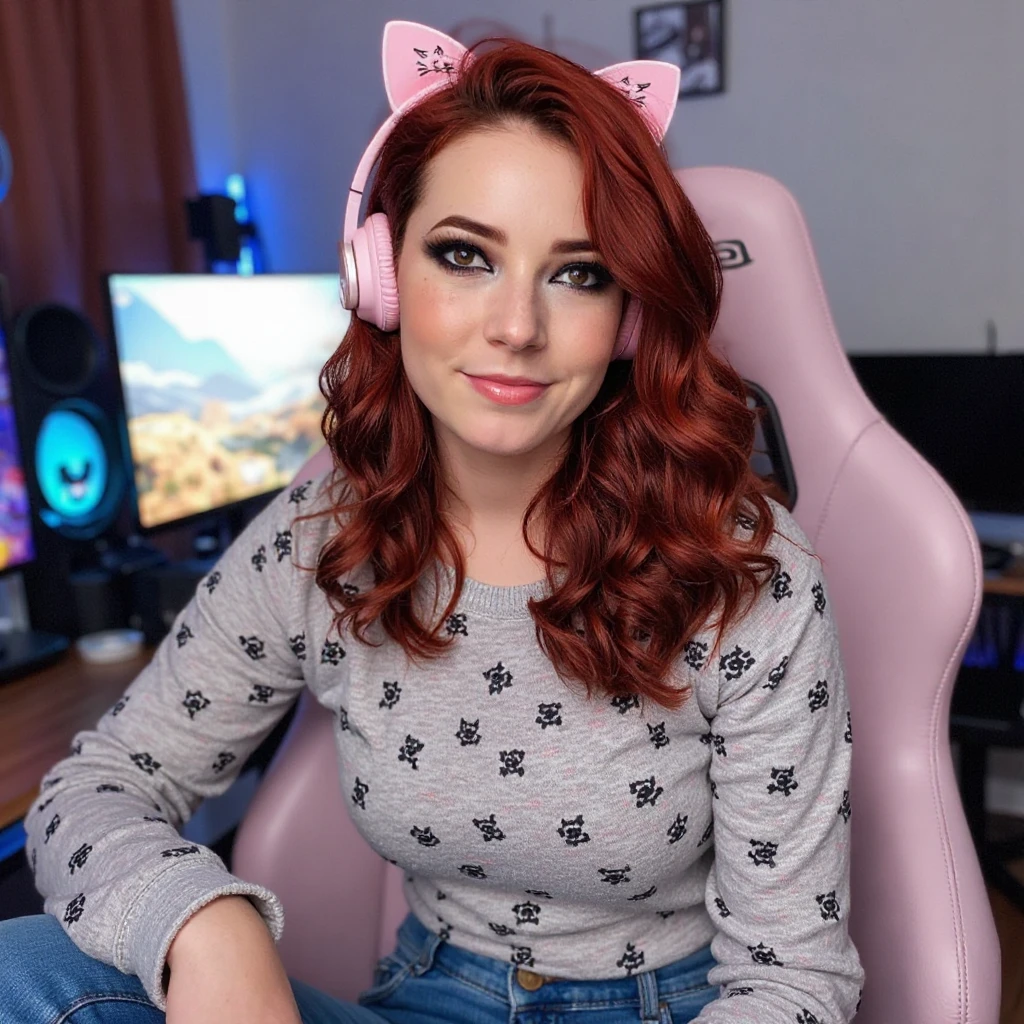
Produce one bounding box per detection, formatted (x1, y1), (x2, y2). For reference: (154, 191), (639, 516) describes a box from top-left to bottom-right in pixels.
(848, 352), (1024, 515)
(0, 319), (36, 571)
(107, 273), (350, 531)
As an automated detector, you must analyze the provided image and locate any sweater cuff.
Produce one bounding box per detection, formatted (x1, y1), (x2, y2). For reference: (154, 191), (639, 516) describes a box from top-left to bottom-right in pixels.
(119, 856), (286, 1011)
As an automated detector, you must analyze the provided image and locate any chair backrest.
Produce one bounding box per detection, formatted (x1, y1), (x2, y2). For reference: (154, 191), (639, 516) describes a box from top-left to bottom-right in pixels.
(233, 167), (1001, 1023)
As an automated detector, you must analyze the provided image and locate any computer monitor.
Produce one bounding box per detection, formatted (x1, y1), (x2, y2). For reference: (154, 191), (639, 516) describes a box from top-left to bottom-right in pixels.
(0, 299), (70, 680)
(0, 318), (35, 574)
(106, 273), (350, 532)
(848, 352), (1024, 516)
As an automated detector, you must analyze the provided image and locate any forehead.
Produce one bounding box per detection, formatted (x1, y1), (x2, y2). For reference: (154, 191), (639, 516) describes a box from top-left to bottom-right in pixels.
(415, 125), (588, 232)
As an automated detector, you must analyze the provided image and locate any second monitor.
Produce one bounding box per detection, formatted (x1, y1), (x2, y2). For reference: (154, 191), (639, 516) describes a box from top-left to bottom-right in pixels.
(107, 273), (350, 532)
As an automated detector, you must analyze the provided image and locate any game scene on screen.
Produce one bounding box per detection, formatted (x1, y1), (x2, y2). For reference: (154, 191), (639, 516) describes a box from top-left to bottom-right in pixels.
(0, 330), (34, 570)
(109, 274), (349, 529)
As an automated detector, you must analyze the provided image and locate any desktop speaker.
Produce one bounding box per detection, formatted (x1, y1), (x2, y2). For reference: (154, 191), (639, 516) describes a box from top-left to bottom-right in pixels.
(8, 303), (129, 539)
(7, 303), (133, 637)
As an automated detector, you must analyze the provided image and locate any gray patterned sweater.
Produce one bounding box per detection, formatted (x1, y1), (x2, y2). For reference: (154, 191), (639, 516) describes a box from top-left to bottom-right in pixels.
(24, 470), (864, 1021)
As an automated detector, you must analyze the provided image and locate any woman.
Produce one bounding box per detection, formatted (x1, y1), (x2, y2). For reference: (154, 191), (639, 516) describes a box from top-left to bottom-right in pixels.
(0, 20), (864, 1024)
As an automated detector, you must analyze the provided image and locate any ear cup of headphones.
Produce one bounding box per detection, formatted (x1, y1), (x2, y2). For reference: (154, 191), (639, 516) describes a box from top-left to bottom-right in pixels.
(612, 295), (642, 361)
(351, 211), (400, 332)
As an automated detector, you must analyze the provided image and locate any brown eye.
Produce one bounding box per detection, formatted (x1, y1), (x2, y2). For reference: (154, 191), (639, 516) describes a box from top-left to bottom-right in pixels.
(425, 238), (488, 273)
(567, 268), (590, 287)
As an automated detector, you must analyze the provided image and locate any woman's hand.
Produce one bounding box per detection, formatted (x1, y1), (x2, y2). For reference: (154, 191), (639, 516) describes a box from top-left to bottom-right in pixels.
(164, 895), (302, 1024)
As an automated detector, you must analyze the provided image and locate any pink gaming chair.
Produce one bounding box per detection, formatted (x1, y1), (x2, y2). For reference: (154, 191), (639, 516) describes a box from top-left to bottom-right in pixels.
(232, 167), (1001, 1024)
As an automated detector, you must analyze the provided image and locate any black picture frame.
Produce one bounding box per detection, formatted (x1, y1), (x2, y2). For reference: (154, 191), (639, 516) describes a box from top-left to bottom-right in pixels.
(634, 0), (726, 99)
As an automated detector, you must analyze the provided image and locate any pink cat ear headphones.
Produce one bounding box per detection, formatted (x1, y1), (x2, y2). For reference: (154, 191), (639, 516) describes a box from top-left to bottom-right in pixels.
(339, 20), (681, 361)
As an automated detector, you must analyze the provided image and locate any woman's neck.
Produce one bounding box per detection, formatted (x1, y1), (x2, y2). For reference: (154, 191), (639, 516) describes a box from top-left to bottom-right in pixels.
(444, 512), (548, 586)
(434, 425), (567, 585)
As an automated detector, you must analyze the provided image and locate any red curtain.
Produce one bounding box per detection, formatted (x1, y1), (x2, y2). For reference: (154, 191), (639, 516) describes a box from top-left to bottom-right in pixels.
(0, 0), (202, 331)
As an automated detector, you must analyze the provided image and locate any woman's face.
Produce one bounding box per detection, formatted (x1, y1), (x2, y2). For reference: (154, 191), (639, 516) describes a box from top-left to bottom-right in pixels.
(396, 123), (625, 471)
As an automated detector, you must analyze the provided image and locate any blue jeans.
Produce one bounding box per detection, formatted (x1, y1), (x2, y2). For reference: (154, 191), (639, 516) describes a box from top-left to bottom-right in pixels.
(0, 909), (720, 1023)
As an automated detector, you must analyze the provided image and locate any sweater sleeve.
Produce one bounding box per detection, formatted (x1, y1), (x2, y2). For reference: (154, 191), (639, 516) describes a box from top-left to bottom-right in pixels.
(21, 475), (327, 1012)
(694, 519), (865, 1023)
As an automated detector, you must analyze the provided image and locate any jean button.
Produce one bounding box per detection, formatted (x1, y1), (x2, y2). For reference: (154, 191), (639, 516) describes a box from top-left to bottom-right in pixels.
(516, 968), (546, 991)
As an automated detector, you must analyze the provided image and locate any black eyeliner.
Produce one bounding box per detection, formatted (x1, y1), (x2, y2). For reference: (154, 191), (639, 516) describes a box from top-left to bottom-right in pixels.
(423, 235), (613, 294)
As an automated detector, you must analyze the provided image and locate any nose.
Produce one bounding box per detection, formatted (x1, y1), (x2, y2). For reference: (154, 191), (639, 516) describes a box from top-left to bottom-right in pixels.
(483, 269), (544, 351)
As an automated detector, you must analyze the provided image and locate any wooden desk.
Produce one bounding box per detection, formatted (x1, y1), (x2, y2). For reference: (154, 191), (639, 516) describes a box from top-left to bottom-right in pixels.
(0, 648), (153, 831)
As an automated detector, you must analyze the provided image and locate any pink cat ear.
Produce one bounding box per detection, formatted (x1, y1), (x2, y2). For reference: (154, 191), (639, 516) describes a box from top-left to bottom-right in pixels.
(593, 61), (680, 142)
(382, 20), (470, 113)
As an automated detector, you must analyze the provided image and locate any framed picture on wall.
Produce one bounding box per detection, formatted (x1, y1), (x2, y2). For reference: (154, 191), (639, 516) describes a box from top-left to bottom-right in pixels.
(634, 0), (726, 98)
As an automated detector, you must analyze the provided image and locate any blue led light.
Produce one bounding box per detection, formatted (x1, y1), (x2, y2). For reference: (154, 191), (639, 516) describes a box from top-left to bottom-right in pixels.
(0, 129), (12, 205)
(0, 820), (26, 863)
(226, 173), (246, 203)
(225, 173), (255, 274)
(226, 174), (250, 225)
(1014, 628), (1024, 672)
(961, 637), (997, 670)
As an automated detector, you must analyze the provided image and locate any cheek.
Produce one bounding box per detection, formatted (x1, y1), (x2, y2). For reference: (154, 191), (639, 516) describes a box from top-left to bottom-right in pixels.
(398, 284), (456, 400)
(564, 299), (622, 366)
(398, 263), (470, 348)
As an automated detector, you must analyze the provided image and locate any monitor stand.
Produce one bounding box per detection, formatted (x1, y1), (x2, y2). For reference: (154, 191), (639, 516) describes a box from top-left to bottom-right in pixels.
(0, 629), (70, 684)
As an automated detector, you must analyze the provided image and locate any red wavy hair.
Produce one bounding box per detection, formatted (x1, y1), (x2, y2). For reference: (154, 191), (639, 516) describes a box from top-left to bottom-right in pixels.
(301, 36), (782, 711)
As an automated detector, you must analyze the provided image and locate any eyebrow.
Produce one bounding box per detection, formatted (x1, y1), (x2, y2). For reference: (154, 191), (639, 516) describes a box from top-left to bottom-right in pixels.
(427, 215), (597, 255)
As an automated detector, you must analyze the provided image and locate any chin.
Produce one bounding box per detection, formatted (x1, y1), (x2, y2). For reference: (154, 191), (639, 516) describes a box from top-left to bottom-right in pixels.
(453, 426), (551, 459)
(468, 438), (545, 458)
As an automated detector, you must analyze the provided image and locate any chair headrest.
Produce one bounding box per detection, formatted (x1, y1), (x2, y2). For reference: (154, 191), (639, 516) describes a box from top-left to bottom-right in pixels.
(677, 167), (879, 530)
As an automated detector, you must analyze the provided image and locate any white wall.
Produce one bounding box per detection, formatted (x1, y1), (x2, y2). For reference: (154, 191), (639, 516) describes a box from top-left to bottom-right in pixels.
(173, 0), (1024, 355)
(171, 0), (238, 193)
(171, 0), (1024, 815)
